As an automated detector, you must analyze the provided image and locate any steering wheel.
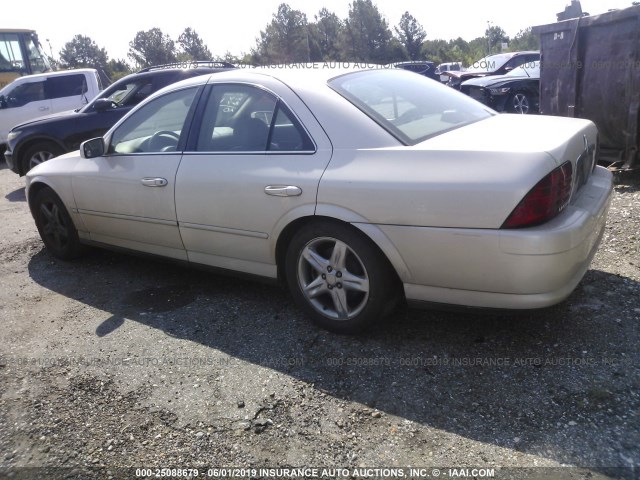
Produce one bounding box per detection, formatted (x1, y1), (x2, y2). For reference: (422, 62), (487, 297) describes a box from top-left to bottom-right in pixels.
(148, 130), (180, 152)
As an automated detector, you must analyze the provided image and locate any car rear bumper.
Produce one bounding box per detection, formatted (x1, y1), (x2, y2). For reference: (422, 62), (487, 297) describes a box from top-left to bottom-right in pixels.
(378, 166), (613, 309)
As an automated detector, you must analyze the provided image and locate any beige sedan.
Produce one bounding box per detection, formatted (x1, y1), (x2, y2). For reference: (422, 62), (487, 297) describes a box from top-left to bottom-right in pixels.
(25, 66), (613, 332)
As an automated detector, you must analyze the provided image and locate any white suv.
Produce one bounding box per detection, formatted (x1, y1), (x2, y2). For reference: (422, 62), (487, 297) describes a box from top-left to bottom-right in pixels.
(0, 68), (102, 146)
(435, 62), (463, 82)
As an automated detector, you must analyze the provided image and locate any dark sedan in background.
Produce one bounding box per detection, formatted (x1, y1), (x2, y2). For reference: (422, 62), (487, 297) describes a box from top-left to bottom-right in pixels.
(460, 61), (540, 114)
(4, 62), (234, 175)
(392, 61), (439, 81)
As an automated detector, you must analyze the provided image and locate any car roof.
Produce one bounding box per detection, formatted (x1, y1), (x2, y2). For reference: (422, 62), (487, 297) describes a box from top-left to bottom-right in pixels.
(0, 28), (36, 33)
(6, 68), (97, 82)
(184, 64), (377, 84)
(135, 61), (235, 73)
(140, 64), (390, 104)
(110, 64), (235, 85)
(206, 64), (385, 87)
(497, 51), (539, 57)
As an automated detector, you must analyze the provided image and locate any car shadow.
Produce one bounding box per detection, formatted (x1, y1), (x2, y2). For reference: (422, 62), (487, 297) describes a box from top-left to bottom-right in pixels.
(26, 247), (638, 477)
(5, 186), (26, 202)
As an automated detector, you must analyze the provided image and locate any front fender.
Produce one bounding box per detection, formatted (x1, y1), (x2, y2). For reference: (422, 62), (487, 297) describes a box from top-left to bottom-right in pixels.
(26, 153), (87, 233)
(15, 135), (68, 173)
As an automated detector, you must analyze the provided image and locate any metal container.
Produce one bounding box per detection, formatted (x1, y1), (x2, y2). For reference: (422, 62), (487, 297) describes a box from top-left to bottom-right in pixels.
(533, 6), (640, 171)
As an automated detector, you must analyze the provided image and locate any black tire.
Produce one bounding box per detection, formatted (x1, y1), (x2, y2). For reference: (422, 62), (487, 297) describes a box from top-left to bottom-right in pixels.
(285, 220), (399, 333)
(509, 92), (531, 114)
(32, 188), (84, 260)
(22, 141), (63, 174)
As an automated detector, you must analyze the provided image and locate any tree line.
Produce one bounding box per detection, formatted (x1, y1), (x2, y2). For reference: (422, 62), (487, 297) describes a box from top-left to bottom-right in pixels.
(55, 0), (540, 82)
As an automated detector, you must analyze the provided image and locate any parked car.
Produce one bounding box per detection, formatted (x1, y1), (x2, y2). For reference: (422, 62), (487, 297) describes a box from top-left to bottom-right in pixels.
(391, 61), (439, 81)
(4, 62), (234, 175)
(0, 68), (102, 149)
(445, 51), (540, 89)
(25, 66), (612, 333)
(435, 62), (463, 83)
(460, 61), (540, 114)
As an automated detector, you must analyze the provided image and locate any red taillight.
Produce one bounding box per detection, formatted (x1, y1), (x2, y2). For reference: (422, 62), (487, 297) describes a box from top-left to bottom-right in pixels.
(502, 162), (573, 229)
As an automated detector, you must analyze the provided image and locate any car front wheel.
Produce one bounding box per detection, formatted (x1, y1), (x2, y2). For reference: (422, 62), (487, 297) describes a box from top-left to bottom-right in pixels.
(510, 92), (531, 114)
(22, 141), (63, 174)
(32, 188), (84, 260)
(285, 221), (398, 333)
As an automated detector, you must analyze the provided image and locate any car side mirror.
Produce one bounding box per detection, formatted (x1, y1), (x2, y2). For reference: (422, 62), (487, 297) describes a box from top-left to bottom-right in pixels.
(94, 98), (115, 112)
(0, 95), (6, 109)
(81, 137), (105, 159)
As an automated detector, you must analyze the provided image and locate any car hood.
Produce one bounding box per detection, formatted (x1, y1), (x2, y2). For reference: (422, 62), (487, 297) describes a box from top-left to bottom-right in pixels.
(443, 71), (490, 81)
(11, 109), (80, 131)
(462, 74), (534, 88)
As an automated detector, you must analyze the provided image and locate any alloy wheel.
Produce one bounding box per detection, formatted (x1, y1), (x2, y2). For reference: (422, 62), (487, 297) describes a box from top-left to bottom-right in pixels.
(513, 93), (530, 114)
(296, 237), (370, 321)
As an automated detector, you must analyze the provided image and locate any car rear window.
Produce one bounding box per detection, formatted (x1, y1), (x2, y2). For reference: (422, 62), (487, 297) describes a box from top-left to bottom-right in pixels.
(329, 69), (493, 145)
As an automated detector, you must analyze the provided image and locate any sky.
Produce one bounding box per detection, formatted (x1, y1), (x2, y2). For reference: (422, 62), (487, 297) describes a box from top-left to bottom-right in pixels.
(5, 0), (636, 63)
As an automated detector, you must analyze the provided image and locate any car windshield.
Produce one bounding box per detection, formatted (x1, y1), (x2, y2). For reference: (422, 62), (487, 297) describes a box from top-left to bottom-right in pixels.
(80, 78), (153, 113)
(505, 61), (540, 78)
(329, 69), (493, 145)
(466, 53), (514, 73)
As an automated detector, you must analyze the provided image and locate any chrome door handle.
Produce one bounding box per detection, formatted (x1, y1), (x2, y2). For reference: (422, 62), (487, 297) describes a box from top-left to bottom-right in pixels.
(141, 177), (168, 187)
(38, 106), (49, 111)
(264, 185), (302, 197)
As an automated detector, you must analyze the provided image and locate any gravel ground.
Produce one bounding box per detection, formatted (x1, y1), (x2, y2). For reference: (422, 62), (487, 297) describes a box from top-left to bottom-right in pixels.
(0, 161), (638, 480)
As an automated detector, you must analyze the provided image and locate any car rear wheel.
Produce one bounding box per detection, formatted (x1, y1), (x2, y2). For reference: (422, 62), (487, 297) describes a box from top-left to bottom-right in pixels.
(285, 221), (398, 333)
(32, 188), (84, 260)
(510, 92), (531, 114)
(22, 141), (63, 173)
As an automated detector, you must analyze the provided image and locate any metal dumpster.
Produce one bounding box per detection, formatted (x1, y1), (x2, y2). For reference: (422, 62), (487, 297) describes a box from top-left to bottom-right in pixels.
(533, 6), (640, 171)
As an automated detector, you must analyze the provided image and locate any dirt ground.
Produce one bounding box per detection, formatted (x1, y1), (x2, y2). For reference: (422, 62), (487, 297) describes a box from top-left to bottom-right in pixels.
(0, 160), (638, 480)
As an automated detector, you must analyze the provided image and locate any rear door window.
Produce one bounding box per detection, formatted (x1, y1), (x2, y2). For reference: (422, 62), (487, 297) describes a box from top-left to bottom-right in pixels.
(195, 84), (314, 153)
(46, 74), (86, 99)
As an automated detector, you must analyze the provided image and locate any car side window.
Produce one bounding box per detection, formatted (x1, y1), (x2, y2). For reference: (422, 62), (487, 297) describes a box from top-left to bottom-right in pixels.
(195, 85), (313, 153)
(4, 81), (45, 107)
(93, 80), (154, 111)
(196, 85), (275, 152)
(526, 54), (540, 64)
(46, 74), (86, 99)
(109, 87), (198, 154)
(270, 105), (315, 152)
(508, 57), (528, 70)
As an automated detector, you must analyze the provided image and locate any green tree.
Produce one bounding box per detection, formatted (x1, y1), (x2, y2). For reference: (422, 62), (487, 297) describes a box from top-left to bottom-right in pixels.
(508, 28), (540, 52)
(106, 59), (132, 81)
(448, 37), (472, 64)
(59, 35), (109, 71)
(252, 3), (311, 64)
(485, 25), (509, 55)
(421, 39), (454, 64)
(178, 28), (213, 61)
(344, 0), (395, 62)
(395, 12), (426, 60)
(313, 8), (344, 60)
(128, 28), (177, 69)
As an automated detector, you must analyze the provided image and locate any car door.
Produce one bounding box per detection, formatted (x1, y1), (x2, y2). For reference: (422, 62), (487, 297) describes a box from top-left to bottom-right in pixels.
(71, 85), (201, 260)
(175, 83), (332, 277)
(46, 73), (88, 113)
(0, 79), (51, 138)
